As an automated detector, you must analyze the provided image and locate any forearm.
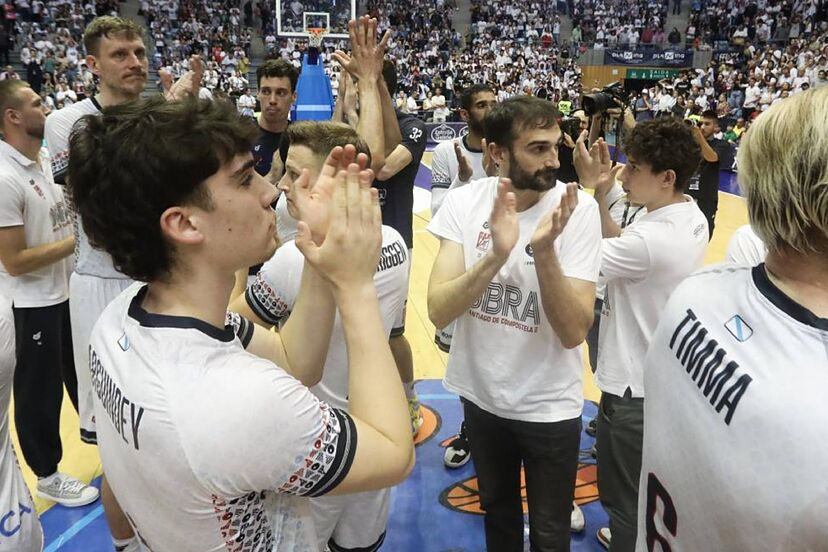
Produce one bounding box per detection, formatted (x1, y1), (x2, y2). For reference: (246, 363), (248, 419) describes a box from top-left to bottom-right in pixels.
(533, 249), (594, 348)
(698, 137), (718, 162)
(3, 236), (74, 277)
(338, 283), (411, 457)
(332, 91), (345, 123)
(428, 250), (505, 329)
(588, 114), (602, 147)
(593, 190), (623, 238)
(279, 261), (336, 385)
(379, 82), (402, 155)
(357, 77), (386, 172)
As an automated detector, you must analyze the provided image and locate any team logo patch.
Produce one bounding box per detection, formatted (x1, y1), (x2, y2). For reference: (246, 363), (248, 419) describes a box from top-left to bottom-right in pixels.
(29, 179), (45, 199)
(525, 243), (534, 257)
(118, 333), (131, 351)
(724, 315), (753, 342)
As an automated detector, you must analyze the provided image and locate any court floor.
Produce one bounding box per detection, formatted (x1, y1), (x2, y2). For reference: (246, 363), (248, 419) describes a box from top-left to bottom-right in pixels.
(11, 152), (748, 551)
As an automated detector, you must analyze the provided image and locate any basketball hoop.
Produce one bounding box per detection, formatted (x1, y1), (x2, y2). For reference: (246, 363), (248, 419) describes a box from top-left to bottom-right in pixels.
(307, 27), (327, 49)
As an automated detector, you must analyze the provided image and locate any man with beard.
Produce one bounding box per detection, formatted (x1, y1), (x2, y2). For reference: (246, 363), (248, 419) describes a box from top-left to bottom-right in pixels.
(427, 96), (602, 551)
(0, 81), (94, 509)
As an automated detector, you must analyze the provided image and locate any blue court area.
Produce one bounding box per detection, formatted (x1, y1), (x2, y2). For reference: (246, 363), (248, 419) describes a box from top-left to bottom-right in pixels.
(41, 380), (607, 551)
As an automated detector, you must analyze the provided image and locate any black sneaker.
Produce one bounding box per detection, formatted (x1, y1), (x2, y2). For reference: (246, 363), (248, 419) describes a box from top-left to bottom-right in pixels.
(586, 417), (597, 436)
(443, 422), (471, 468)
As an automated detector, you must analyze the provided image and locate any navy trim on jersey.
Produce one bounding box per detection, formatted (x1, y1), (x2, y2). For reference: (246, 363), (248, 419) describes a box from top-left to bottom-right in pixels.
(753, 264), (828, 331)
(80, 428), (97, 445)
(462, 134), (483, 153)
(90, 96), (103, 111)
(305, 408), (358, 497)
(128, 286), (237, 342)
(329, 531), (386, 552)
(245, 284), (290, 327)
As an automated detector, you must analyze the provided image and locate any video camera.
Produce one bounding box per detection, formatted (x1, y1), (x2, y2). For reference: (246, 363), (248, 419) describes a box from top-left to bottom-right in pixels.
(559, 117), (583, 140)
(583, 82), (629, 116)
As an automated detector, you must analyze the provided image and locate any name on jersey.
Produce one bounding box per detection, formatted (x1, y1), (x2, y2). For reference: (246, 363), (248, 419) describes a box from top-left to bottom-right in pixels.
(469, 282), (540, 333)
(376, 241), (407, 272)
(90, 346), (146, 450)
(669, 309), (752, 425)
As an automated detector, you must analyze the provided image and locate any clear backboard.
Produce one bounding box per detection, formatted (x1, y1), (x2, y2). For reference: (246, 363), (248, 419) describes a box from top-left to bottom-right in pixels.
(275, 0), (356, 39)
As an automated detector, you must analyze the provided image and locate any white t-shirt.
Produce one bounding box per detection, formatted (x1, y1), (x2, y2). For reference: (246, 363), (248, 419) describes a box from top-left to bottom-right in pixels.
(725, 224), (767, 265)
(0, 294), (42, 552)
(596, 183), (647, 300)
(430, 136), (486, 214)
(427, 177), (602, 422)
(45, 97), (129, 280)
(90, 284), (358, 551)
(594, 198), (708, 398)
(245, 226), (410, 409)
(0, 141), (72, 307)
(636, 264), (828, 550)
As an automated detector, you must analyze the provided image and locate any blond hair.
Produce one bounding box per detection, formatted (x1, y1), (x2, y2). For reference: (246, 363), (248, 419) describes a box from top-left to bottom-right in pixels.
(286, 121), (372, 165)
(83, 16), (145, 56)
(737, 86), (828, 254)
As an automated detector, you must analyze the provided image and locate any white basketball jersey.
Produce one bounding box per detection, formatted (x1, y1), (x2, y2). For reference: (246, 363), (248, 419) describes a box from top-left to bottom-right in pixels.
(45, 98), (128, 279)
(246, 225), (410, 410)
(90, 285), (358, 551)
(637, 264), (828, 551)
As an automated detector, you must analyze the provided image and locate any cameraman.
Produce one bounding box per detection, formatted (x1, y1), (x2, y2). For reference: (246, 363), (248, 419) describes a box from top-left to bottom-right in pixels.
(686, 110), (729, 239)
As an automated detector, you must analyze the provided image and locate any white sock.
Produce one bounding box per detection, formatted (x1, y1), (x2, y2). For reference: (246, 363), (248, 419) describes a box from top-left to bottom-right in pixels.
(113, 536), (141, 552)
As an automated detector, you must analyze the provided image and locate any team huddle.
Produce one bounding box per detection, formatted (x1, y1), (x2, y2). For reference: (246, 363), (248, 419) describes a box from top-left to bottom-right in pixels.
(0, 12), (826, 552)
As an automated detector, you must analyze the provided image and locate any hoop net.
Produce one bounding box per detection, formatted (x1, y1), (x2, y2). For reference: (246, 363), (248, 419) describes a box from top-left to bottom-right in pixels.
(307, 28), (327, 49)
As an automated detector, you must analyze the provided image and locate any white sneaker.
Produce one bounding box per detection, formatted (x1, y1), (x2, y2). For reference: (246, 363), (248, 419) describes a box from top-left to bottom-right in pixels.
(570, 502), (585, 533)
(37, 472), (100, 507)
(597, 527), (611, 549)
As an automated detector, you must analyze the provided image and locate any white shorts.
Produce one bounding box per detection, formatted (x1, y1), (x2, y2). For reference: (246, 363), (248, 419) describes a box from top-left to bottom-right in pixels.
(311, 487), (390, 551)
(69, 273), (133, 444)
(434, 321), (455, 353)
(390, 248), (414, 336)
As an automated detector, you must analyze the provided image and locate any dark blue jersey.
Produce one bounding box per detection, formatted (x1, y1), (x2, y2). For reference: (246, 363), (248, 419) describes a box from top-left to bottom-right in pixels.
(374, 112), (426, 249)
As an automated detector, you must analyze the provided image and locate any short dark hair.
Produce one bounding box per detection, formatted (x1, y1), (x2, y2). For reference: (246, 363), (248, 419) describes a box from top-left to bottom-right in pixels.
(256, 59), (299, 91)
(483, 96), (559, 149)
(286, 121), (372, 166)
(0, 80), (28, 130)
(83, 16), (145, 56)
(382, 59), (397, 96)
(701, 109), (719, 124)
(460, 84), (496, 111)
(67, 97), (258, 282)
(622, 117), (702, 191)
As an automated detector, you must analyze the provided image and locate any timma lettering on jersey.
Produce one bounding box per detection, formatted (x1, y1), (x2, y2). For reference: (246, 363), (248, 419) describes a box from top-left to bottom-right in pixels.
(668, 309), (753, 425)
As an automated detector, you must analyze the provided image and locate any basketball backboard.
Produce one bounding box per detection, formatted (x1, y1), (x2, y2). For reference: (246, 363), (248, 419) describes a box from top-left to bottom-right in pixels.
(275, 0), (356, 39)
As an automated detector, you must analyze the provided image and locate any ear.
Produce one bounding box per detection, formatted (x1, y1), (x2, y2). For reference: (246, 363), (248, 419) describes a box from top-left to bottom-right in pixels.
(159, 206), (205, 246)
(662, 169), (677, 190)
(488, 140), (506, 165)
(459, 108), (470, 122)
(86, 54), (99, 77)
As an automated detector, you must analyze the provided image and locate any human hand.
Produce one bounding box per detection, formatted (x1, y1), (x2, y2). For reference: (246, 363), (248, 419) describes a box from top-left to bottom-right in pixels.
(489, 178), (518, 260)
(530, 182), (578, 251)
(454, 140), (473, 182)
(295, 150), (380, 289)
(331, 16), (390, 83)
(574, 133), (619, 196)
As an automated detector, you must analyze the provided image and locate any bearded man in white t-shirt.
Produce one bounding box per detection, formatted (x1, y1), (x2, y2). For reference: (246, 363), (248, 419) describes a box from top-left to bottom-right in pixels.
(575, 117), (708, 551)
(428, 96), (602, 551)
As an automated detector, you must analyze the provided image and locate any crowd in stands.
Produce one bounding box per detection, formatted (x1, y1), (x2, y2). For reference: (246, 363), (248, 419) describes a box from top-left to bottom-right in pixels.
(3, 0), (121, 111)
(569, 0), (672, 49)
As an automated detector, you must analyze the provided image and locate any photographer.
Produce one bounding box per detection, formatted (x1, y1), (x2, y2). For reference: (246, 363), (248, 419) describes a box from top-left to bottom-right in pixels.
(686, 110), (729, 239)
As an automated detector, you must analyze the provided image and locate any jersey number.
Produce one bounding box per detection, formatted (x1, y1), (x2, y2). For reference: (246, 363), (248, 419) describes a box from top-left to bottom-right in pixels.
(645, 472), (677, 551)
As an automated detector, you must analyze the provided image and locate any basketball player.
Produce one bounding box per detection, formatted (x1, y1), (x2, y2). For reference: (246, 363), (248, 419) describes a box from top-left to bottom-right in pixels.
(636, 86), (828, 551)
(428, 96), (602, 551)
(44, 16), (202, 551)
(574, 119), (708, 551)
(430, 83), (497, 469)
(230, 120), (409, 552)
(0, 81), (95, 507)
(0, 291), (42, 551)
(66, 97), (414, 550)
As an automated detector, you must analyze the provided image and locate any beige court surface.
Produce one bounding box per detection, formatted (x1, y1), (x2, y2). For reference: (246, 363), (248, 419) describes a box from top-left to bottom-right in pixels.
(10, 152), (749, 514)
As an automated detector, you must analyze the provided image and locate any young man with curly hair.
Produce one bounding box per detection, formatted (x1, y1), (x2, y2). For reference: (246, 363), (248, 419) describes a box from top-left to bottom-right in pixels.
(66, 97), (414, 550)
(575, 118), (708, 550)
